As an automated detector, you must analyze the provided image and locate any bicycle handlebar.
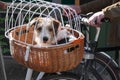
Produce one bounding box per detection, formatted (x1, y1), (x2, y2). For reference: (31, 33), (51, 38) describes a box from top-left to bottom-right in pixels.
(78, 14), (101, 42)
(77, 12), (110, 42)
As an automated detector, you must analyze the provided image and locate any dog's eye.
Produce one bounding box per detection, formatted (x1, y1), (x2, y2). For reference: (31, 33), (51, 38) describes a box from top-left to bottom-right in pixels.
(37, 27), (42, 31)
(49, 28), (53, 32)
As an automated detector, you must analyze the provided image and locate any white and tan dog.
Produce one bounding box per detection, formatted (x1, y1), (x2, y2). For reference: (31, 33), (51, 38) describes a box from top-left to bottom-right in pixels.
(28, 17), (60, 47)
(28, 17), (76, 47)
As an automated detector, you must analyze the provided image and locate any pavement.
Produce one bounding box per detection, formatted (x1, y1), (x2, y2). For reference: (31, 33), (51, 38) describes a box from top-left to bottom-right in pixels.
(0, 56), (80, 80)
(1, 56), (39, 80)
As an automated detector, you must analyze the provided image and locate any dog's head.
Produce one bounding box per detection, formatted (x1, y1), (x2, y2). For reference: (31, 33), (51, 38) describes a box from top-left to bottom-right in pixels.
(29, 17), (60, 46)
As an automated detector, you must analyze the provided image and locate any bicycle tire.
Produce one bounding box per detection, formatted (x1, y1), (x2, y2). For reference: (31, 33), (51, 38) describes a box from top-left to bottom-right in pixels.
(42, 67), (103, 80)
(79, 65), (103, 80)
(42, 72), (79, 80)
(69, 52), (119, 80)
(94, 52), (119, 80)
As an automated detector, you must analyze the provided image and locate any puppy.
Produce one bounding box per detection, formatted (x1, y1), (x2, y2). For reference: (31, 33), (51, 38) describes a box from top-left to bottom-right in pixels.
(28, 17), (60, 47)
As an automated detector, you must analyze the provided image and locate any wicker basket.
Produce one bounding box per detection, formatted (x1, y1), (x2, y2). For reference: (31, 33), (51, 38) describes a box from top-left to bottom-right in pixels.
(9, 25), (84, 73)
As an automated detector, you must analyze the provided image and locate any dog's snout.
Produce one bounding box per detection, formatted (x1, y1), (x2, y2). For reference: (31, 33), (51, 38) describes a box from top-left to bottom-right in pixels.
(43, 36), (48, 42)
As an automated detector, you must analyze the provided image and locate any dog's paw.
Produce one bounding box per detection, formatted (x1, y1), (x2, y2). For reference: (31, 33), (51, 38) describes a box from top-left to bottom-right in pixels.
(68, 35), (77, 42)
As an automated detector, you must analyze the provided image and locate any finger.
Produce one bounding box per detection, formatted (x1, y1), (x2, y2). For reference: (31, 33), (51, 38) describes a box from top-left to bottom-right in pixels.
(97, 15), (102, 25)
(89, 18), (97, 26)
(89, 19), (101, 27)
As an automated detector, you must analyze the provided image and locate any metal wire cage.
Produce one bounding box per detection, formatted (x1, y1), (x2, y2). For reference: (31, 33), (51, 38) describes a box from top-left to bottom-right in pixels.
(5, 0), (81, 45)
(5, 0), (84, 72)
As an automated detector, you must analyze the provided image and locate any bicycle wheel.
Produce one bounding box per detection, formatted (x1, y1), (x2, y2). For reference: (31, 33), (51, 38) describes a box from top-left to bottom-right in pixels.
(69, 52), (119, 80)
(79, 65), (103, 80)
(42, 66), (103, 80)
(42, 72), (79, 80)
(93, 52), (119, 80)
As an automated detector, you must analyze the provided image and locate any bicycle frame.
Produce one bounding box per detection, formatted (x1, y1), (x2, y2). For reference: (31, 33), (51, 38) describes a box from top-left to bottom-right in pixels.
(80, 21), (104, 79)
(26, 16), (99, 80)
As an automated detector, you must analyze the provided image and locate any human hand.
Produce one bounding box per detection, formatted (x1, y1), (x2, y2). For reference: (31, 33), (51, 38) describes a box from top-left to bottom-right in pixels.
(88, 11), (105, 27)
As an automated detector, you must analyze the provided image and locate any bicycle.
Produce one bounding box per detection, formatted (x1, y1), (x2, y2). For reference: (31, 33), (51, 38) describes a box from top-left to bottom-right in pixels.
(4, 0), (119, 80)
(39, 14), (120, 80)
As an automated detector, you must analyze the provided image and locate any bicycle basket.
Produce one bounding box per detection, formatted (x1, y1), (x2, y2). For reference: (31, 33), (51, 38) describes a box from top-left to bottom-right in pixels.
(5, 0), (84, 73)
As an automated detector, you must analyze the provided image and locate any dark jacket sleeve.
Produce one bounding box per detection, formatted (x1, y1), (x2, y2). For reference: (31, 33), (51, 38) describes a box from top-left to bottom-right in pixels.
(102, 1), (120, 21)
(80, 0), (113, 13)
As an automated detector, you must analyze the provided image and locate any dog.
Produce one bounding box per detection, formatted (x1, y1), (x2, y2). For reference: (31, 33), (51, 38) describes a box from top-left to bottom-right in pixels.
(28, 17), (60, 47)
(28, 17), (76, 47)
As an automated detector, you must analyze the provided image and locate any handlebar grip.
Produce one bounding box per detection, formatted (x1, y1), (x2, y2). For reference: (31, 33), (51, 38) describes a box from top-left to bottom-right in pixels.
(81, 17), (89, 25)
(81, 17), (110, 25)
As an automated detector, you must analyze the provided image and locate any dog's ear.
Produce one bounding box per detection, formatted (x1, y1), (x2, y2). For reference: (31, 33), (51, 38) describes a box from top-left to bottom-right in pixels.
(53, 19), (60, 34)
(27, 17), (39, 28)
(30, 18), (39, 26)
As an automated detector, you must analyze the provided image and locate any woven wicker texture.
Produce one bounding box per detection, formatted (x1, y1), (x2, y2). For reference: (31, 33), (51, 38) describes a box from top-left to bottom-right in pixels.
(10, 26), (84, 73)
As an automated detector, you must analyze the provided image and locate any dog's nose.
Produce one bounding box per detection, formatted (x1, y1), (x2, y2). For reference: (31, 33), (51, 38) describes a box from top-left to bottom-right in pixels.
(43, 36), (48, 43)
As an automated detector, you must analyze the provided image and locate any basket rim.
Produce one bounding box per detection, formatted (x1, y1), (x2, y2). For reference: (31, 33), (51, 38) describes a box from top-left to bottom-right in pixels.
(7, 24), (84, 48)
